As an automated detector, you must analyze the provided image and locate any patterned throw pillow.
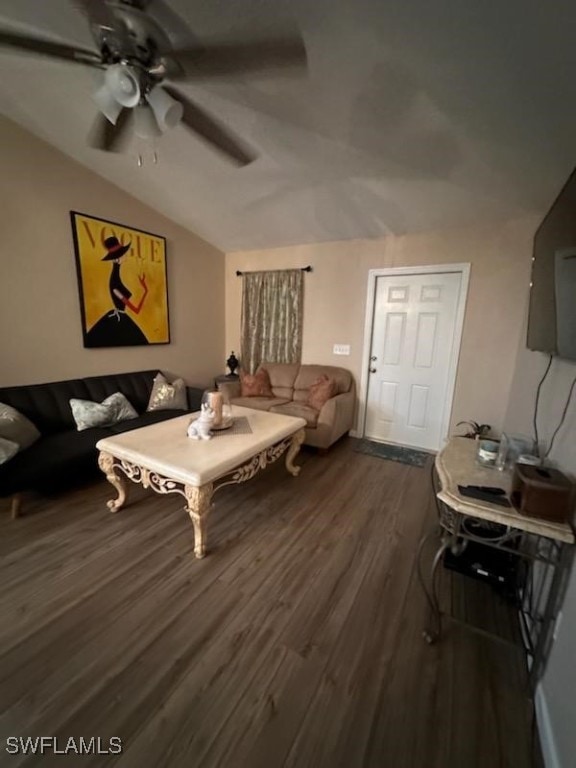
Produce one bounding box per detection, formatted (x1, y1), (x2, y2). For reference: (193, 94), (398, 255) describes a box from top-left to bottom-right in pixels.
(240, 368), (274, 398)
(70, 392), (139, 431)
(147, 373), (188, 411)
(0, 403), (41, 450)
(102, 392), (138, 422)
(0, 436), (19, 465)
(70, 399), (117, 431)
(307, 375), (337, 411)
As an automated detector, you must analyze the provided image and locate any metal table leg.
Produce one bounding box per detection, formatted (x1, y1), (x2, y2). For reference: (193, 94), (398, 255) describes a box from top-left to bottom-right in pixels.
(417, 527), (449, 644)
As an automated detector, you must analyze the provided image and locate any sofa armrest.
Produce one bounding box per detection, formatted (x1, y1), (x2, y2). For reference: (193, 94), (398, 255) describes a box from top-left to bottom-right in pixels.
(186, 387), (205, 412)
(317, 390), (355, 441)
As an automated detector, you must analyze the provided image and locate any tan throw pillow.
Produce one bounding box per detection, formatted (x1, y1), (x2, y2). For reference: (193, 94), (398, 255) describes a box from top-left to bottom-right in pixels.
(240, 368), (273, 397)
(147, 373), (188, 411)
(307, 375), (336, 411)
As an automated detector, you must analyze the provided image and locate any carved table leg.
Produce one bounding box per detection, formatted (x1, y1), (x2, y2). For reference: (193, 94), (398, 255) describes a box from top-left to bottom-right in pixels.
(285, 428), (305, 477)
(98, 451), (128, 512)
(185, 483), (214, 559)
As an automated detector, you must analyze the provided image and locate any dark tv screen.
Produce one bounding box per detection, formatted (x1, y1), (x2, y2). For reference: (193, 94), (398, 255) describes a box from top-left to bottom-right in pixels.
(528, 166), (576, 361)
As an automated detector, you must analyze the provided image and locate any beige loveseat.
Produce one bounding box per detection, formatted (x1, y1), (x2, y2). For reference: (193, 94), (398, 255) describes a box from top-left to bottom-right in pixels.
(218, 363), (355, 450)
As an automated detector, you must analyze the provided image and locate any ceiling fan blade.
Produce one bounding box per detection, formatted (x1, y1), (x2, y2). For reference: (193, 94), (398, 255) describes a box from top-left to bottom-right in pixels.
(88, 109), (132, 152)
(168, 37), (307, 80)
(0, 29), (101, 67)
(146, 0), (199, 51)
(163, 86), (256, 166)
(72, 0), (117, 29)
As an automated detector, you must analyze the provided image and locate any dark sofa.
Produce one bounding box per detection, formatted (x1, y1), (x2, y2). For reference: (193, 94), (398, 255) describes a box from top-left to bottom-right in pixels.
(0, 369), (203, 513)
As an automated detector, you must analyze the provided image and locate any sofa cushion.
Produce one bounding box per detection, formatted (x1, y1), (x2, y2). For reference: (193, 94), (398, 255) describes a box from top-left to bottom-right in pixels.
(231, 396), (290, 412)
(270, 402), (319, 428)
(239, 369), (273, 397)
(0, 428), (110, 496)
(261, 363), (300, 399)
(293, 365), (352, 404)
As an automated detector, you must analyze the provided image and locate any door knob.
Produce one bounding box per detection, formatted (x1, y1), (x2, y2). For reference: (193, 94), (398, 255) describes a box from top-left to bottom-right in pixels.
(370, 356), (377, 361)
(369, 368), (377, 373)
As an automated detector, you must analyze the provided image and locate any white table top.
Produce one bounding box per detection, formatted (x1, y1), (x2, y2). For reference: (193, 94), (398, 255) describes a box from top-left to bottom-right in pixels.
(436, 437), (575, 544)
(96, 405), (306, 487)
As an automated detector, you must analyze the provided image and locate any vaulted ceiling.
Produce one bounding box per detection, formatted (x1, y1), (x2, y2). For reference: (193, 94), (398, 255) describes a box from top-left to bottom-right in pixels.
(1, 0), (575, 251)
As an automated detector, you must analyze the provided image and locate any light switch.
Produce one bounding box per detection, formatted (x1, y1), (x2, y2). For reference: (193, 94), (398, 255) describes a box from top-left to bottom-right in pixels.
(333, 344), (350, 355)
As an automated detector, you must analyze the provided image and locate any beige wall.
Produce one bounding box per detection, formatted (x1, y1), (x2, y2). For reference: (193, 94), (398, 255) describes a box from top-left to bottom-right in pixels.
(226, 217), (537, 435)
(0, 117), (224, 388)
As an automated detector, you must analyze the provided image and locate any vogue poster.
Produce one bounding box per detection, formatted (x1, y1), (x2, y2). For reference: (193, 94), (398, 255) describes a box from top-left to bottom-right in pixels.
(71, 211), (170, 348)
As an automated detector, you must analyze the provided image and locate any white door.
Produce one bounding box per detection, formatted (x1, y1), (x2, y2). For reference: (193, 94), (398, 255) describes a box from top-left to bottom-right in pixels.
(364, 271), (463, 451)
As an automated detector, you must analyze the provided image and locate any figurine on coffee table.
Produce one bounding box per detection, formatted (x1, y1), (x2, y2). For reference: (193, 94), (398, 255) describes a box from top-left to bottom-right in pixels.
(187, 404), (215, 440)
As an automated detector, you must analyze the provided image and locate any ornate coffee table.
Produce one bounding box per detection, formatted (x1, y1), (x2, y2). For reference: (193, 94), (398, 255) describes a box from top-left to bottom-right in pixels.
(96, 406), (306, 559)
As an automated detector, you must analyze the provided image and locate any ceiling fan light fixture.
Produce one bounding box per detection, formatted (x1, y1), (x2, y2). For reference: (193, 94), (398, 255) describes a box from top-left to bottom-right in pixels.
(92, 82), (123, 124)
(134, 104), (161, 139)
(146, 85), (184, 131)
(105, 63), (141, 108)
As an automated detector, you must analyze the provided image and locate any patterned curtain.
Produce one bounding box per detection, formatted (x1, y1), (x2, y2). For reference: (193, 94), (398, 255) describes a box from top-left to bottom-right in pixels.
(240, 269), (304, 374)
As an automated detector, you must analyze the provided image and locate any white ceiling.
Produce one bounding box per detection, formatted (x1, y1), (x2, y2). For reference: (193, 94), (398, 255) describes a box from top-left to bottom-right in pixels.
(1, 0), (576, 252)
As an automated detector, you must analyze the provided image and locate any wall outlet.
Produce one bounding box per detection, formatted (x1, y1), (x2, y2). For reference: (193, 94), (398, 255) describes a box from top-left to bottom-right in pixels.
(333, 344), (350, 355)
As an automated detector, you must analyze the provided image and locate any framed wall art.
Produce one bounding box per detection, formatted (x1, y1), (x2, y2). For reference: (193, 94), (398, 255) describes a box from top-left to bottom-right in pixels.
(70, 211), (170, 348)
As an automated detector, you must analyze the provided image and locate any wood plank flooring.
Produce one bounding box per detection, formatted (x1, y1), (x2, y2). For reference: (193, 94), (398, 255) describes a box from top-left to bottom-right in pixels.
(0, 439), (539, 767)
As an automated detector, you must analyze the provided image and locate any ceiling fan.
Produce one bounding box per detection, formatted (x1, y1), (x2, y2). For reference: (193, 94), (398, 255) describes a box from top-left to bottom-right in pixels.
(0, 0), (307, 165)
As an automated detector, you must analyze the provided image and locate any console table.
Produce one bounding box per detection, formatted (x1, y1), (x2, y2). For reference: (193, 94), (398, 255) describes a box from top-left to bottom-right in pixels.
(417, 437), (574, 686)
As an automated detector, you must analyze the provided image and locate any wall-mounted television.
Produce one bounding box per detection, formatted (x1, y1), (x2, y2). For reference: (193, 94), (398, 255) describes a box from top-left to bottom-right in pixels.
(528, 166), (576, 361)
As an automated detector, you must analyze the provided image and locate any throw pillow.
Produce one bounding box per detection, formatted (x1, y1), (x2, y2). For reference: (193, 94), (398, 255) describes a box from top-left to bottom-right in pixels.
(240, 368), (273, 398)
(0, 403), (41, 450)
(102, 392), (138, 422)
(70, 398), (117, 431)
(147, 373), (188, 411)
(307, 375), (337, 411)
(0, 436), (19, 465)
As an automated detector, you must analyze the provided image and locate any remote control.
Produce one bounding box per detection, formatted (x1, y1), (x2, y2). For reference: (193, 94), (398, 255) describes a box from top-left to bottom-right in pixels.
(467, 485), (506, 495)
(458, 485), (512, 507)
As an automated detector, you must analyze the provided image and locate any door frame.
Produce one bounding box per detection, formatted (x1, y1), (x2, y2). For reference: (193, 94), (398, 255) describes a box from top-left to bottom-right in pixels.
(358, 263), (471, 450)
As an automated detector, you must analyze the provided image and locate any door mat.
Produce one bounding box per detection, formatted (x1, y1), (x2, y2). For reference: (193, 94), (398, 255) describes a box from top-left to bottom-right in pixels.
(352, 439), (431, 467)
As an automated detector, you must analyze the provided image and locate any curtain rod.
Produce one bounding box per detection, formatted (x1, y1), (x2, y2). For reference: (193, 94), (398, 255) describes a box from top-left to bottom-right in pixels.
(236, 266), (312, 276)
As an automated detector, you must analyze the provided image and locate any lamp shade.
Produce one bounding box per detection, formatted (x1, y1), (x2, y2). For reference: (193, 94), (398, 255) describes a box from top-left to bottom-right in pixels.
(146, 86), (183, 131)
(92, 83), (123, 125)
(105, 64), (141, 108)
(133, 105), (161, 139)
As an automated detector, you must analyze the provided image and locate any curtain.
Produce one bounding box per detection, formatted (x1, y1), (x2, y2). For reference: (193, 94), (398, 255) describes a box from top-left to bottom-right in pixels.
(240, 269), (304, 374)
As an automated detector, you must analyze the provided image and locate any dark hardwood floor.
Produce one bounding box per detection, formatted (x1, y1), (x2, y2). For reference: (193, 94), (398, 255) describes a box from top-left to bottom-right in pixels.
(0, 439), (539, 767)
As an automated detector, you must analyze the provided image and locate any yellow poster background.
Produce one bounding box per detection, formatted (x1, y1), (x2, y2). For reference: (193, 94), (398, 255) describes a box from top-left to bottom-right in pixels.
(71, 212), (169, 344)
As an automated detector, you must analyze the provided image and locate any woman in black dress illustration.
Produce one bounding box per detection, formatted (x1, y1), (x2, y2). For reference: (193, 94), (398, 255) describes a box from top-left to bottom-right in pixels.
(85, 236), (149, 347)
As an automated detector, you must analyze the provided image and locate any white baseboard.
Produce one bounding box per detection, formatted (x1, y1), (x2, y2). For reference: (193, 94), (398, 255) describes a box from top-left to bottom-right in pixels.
(536, 684), (560, 768)
(349, 429), (360, 438)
